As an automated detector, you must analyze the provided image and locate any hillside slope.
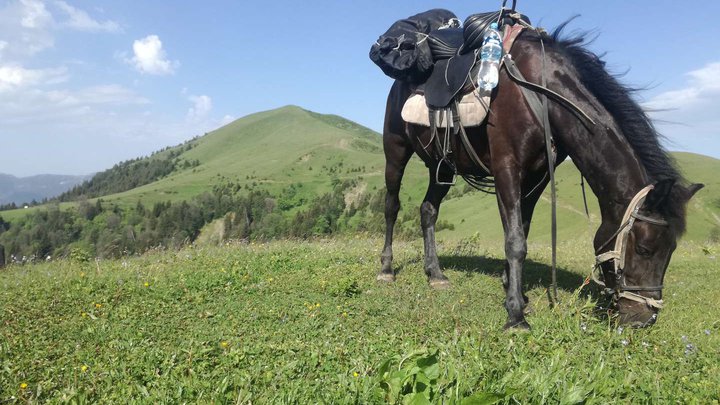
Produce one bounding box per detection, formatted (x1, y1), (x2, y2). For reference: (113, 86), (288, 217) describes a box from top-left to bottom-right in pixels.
(1, 106), (717, 245)
(439, 152), (720, 245)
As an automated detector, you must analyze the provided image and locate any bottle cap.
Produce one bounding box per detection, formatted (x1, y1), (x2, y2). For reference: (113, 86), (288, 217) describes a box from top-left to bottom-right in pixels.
(490, 22), (498, 30)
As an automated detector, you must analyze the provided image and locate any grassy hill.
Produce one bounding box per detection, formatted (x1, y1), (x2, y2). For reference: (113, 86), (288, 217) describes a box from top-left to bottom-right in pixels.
(1, 106), (718, 247)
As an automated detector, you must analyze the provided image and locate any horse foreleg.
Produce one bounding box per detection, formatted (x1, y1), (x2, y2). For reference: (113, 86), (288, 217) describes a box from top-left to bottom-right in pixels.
(378, 133), (413, 282)
(502, 174), (548, 305)
(495, 166), (530, 330)
(420, 167), (452, 288)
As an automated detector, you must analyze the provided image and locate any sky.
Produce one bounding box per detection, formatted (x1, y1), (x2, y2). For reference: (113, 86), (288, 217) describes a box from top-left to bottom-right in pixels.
(0, 0), (718, 177)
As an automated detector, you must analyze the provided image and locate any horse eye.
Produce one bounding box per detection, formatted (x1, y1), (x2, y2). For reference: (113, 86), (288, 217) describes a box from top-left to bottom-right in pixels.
(635, 244), (653, 257)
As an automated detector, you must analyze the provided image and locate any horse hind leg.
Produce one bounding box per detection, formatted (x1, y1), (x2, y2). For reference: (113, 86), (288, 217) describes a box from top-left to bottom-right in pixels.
(377, 133), (414, 282)
(420, 166), (452, 289)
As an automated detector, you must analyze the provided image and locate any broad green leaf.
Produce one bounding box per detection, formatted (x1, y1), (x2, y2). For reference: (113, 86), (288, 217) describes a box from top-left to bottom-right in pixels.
(404, 392), (432, 405)
(416, 353), (440, 380)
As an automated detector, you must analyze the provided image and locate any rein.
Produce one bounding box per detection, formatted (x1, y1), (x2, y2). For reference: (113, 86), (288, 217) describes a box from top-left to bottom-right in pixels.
(499, 18), (598, 304)
(592, 185), (669, 309)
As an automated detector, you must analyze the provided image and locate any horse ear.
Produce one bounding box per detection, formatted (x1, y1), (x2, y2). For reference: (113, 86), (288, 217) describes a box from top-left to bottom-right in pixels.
(685, 183), (704, 200)
(646, 179), (676, 210)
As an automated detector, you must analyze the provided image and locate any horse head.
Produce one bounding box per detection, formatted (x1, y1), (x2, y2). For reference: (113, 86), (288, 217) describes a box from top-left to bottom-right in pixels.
(606, 180), (704, 327)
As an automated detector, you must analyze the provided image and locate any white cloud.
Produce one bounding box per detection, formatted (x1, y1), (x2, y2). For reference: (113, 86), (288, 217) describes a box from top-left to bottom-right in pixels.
(645, 62), (720, 112)
(53, 0), (121, 33)
(0, 0), (54, 57)
(20, 0), (53, 28)
(74, 85), (150, 105)
(645, 61), (720, 156)
(127, 35), (179, 75)
(186, 95), (212, 123)
(0, 84), (148, 124)
(0, 65), (68, 92)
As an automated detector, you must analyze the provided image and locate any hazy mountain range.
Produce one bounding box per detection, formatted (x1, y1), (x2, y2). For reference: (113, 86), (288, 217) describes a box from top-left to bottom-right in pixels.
(0, 173), (91, 206)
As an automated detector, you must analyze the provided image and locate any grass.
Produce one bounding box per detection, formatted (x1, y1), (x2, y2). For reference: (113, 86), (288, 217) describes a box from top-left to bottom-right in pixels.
(2, 237), (719, 403)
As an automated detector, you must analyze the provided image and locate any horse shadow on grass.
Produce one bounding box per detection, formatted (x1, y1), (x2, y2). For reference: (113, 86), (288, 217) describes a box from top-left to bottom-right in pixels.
(438, 254), (592, 296)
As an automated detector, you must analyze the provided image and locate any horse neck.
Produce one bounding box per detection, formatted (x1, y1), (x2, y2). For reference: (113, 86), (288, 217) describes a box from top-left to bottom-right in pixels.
(566, 125), (650, 229)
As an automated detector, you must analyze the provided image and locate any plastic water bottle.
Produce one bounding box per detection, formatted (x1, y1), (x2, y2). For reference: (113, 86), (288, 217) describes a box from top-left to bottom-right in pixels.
(477, 22), (503, 92)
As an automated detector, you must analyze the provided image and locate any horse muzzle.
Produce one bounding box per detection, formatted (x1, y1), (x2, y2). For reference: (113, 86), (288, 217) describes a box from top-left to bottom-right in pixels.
(618, 301), (659, 328)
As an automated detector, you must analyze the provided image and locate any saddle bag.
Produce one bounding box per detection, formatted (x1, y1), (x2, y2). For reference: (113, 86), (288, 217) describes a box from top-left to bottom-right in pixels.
(369, 9), (460, 83)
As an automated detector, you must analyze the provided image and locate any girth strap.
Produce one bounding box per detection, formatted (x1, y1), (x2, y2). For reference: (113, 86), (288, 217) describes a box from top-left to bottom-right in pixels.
(451, 101), (491, 174)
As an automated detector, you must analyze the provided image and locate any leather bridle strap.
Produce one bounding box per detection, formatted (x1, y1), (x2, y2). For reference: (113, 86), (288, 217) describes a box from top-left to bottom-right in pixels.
(593, 185), (669, 310)
(596, 185), (656, 272)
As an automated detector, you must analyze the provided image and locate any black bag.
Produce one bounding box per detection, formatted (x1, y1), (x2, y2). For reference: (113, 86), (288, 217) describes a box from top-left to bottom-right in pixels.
(370, 9), (459, 83)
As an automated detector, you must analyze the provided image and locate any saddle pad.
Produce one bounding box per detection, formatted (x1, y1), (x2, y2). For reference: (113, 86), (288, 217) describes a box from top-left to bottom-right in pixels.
(402, 91), (490, 128)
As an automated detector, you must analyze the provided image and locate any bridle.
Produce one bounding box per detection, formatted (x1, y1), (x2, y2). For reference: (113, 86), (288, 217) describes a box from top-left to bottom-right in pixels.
(592, 185), (669, 310)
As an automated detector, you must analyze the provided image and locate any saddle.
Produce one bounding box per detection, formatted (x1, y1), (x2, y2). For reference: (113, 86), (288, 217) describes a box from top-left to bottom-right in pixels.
(422, 10), (530, 109)
(371, 8), (532, 184)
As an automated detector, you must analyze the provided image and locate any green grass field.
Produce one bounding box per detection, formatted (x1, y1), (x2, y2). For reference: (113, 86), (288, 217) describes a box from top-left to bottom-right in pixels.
(2, 237), (718, 403)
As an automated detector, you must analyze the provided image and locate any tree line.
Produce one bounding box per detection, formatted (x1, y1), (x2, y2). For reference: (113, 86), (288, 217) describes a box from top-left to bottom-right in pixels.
(56, 150), (200, 202)
(0, 178), (448, 262)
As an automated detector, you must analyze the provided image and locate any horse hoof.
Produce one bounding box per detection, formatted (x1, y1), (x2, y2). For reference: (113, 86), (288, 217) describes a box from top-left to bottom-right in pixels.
(376, 273), (396, 283)
(429, 279), (451, 290)
(503, 320), (531, 331)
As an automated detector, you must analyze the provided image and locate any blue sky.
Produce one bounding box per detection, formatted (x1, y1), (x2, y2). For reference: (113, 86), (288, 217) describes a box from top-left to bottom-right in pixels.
(1, 0), (718, 176)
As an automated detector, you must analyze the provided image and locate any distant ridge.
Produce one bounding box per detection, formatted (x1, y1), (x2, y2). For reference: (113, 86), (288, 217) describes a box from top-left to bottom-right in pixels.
(0, 173), (90, 205)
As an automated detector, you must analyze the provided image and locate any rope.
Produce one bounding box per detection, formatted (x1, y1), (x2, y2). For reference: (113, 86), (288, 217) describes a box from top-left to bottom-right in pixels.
(618, 291), (664, 309)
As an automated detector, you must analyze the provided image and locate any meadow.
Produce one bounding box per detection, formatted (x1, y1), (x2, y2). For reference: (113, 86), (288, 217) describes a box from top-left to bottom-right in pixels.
(2, 236), (718, 403)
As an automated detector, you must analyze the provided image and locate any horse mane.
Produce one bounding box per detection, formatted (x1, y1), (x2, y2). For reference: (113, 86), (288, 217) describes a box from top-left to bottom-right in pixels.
(530, 21), (689, 229)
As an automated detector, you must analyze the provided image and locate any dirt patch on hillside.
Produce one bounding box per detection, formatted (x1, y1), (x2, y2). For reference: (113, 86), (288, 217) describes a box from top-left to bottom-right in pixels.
(344, 182), (367, 209)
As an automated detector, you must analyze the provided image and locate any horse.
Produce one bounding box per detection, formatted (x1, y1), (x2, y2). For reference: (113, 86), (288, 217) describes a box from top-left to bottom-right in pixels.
(376, 22), (704, 330)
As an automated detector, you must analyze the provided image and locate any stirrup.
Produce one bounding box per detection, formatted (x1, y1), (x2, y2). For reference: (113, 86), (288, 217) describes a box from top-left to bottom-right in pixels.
(435, 160), (456, 186)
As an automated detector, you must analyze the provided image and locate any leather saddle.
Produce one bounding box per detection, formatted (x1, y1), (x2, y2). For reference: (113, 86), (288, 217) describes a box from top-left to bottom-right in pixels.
(420, 10), (530, 109)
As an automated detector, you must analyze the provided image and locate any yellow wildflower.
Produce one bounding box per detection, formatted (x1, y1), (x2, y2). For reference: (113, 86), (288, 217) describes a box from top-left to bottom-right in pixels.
(315, 303), (320, 308)
(220, 341), (229, 348)
(81, 312), (87, 318)
(342, 312), (348, 317)
(20, 382), (28, 389)
(81, 365), (88, 372)
(95, 303), (102, 308)
(353, 372), (359, 378)
(144, 282), (150, 287)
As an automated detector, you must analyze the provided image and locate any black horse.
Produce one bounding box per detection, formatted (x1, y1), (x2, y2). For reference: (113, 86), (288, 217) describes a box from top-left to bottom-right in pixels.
(377, 24), (703, 329)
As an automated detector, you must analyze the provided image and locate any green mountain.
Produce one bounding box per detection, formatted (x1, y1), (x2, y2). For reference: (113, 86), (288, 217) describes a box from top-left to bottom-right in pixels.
(1, 105), (718, 247)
